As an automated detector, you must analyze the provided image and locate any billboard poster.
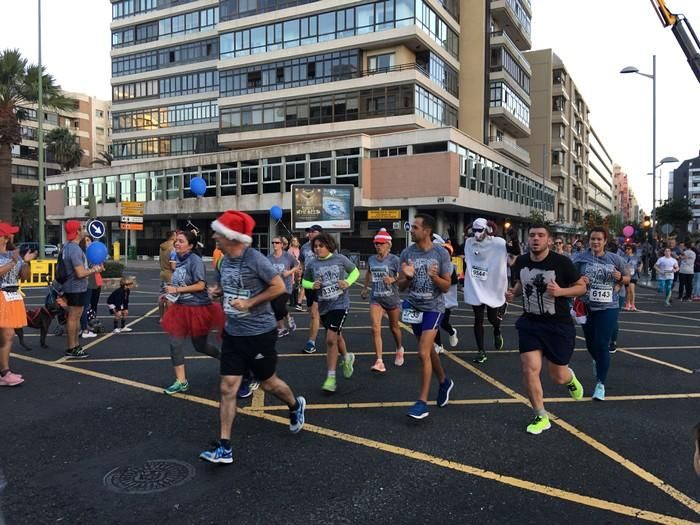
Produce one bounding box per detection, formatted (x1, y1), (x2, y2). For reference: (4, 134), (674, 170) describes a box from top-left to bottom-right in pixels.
(292, 184), (354, 231)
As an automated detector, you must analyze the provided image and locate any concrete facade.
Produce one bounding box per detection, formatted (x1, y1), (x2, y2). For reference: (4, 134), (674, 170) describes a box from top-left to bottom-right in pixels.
(671, 151), (700, 232)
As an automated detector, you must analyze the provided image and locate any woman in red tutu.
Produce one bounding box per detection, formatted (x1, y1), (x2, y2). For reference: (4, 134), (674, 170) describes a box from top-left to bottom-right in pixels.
(161, 230), (224, 395)
(0, 222), (37, 386)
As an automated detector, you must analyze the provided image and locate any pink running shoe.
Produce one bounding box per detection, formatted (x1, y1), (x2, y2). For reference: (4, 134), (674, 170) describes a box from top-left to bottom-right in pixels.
(394, 347), (405, 367)
(0, 371), (24, 386)
(370, 359), (386, 373)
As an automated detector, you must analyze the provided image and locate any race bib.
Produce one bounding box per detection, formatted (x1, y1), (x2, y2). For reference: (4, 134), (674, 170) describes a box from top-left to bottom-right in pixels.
(224, 288), (252, 317)
(371, 270), (385, 283)
(401, 307), (423, 324)
(663, 271), (673, 280)
(2, 291), (22, 302)
(589, 284), (613, 303)
(471, 265), (488, 281)
(320, 283), (342, 300)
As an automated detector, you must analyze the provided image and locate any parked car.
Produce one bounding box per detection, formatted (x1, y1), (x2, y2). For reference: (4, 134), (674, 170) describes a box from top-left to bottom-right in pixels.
(17, 242), (59, 258)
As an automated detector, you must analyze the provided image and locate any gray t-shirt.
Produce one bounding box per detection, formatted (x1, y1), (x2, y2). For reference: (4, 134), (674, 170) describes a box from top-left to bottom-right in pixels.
(268, 252), (298, 294)
(303, 254), (356, 315)
(680, 249), (696, 274)
(61, 242), (88, 294)
(299, 241), (315, 266)
(368, 253), (401, 308)
(622, 254), (641, 277)
(171, 253), (211, 306)
(399, 243), (452, 313)
(217, 248), (278, 336)
(572, 249), (626, 311)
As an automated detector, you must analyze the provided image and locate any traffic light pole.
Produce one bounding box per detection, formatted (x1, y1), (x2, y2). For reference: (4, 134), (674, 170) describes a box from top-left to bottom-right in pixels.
(37, 0), (45, 258)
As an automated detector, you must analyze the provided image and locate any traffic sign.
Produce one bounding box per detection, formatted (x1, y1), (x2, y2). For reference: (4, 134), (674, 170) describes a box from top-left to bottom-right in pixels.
(86, 219), (106, 239)
(121, 201), (144, 216)
(121, 216), (144, 224)
(404, 221), (411, 232)
(661, 224), (673, 235)
(120, 223), (144, 231)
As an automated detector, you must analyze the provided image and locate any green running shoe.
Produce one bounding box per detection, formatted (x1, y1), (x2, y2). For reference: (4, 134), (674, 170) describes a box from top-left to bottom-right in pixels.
(494, 334), (504, 350)
(322, 376), (337, 392)
(567, 370), (584, 400)
(341, 352), (355, 379)
(164, 379), (189, 395)
(526, 415), (551, 435)
(472, 352), (487, 364)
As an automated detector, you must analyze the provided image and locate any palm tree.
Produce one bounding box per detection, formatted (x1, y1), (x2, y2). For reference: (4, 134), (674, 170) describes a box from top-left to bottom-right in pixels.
(0, 49), (73, 222)
(46, 126), (83, 171)
(90, 150), (113, 167)
(12, 191), (38, 240)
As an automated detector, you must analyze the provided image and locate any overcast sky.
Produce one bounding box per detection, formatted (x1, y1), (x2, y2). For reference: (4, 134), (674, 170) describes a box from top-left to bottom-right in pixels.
(1, 0), (698, 213)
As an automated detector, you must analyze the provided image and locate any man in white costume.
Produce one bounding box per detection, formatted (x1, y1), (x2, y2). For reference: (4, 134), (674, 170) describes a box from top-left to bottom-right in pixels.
(463, 218), (508, 364)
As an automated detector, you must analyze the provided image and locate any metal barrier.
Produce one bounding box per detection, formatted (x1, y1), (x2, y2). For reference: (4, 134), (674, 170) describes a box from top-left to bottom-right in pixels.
(19, 259), (57, 288)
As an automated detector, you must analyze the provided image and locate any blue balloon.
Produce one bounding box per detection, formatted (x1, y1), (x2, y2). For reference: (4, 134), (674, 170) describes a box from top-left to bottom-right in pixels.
(190, 176), (207, 197)
(270, 205), (283, 221)
(86, 241), (108, 265)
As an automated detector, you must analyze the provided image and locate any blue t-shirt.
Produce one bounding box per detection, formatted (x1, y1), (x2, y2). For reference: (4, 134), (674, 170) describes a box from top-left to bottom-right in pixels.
(217, 247), (278, 336)
(572, 249), (626, 311)
(267, 252), (298, 294)
(61, 242), (88, 293)
(399, 243), (452, 313)
(171, 252), (211, 306)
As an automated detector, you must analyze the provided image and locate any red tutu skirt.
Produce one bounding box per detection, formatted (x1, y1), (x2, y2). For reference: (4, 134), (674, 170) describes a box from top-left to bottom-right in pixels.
(161, 302), (224, 338)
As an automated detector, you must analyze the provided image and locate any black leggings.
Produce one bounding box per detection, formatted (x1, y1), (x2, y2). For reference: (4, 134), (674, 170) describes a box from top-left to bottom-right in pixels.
(170, 335), (221, 367)
(271, 293), (290, 321)
(472, 304), (502, 352)
(434, 308), (454, 346)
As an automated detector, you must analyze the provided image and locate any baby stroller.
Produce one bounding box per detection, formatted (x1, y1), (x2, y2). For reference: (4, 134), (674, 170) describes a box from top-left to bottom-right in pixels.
(47, 282), (68, 336)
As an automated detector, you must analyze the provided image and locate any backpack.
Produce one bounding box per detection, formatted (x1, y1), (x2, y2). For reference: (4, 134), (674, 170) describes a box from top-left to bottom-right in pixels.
(56, 248), (68, 284)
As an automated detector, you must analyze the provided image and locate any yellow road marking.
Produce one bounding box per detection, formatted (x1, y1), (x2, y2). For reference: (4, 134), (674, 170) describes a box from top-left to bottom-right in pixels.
(443, 351), (700, 515)
(9, 352), (695, 524)
(616, 348), (694, 374)
(252, 388), (265, 408)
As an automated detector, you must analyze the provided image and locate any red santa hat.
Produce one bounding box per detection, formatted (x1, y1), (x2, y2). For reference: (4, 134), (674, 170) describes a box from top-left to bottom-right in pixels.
(373, 228), (392, 244)
(211, 210), (255, 244)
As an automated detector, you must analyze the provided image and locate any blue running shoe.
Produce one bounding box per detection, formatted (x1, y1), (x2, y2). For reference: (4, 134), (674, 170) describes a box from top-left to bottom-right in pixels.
(303, 341), (317, 354)
(289, 396), (306, 433)
(407, 400), (429, 420)
(199, 445), (233, 464)
(437, 377), (454, 407)
(237, 380), (252, 399)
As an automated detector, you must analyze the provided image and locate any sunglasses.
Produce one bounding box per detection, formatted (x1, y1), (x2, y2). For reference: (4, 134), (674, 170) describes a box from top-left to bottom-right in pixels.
(271, 241), (282, 244)
(472, 228), (484, 233)
(555, 241), (563, 244)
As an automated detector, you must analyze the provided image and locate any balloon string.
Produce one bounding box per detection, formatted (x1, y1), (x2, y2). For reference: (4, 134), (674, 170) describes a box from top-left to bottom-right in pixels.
(275, 220), (294, 237)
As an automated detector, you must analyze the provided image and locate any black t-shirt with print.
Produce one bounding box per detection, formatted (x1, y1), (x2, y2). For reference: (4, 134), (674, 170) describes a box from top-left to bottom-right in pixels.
(512, 251), (580, 322)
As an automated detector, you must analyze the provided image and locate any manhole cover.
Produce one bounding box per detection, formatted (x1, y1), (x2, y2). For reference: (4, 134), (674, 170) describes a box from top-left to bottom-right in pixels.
(103, 459), (195, 494)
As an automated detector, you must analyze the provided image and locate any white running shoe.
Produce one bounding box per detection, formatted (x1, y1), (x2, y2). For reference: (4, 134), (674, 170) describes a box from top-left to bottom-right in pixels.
(120, 327), (133, 332)
(448, 329), (459, 348)
(433, 343), (444, 354)
(113, 328), (121, 334)
(81, 331), (97, 339)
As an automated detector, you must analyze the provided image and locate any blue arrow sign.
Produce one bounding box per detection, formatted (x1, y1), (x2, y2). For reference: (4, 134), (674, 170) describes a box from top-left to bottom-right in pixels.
(404, 221), (411, 232)
(87, 219), (106, 239)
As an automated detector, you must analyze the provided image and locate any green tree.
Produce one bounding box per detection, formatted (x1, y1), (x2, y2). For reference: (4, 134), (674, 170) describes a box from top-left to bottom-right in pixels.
(90, 150), (112, 167)
(604, 214), (624, 236)
(656, 198), (693, 232)
(12, 190), (38, 240)
(46, 126), (83, 171)
(583, 209), (603, 228)
(0, 49), (73, 222)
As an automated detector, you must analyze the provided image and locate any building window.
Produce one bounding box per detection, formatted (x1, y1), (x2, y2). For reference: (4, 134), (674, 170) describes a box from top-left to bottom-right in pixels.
(368, 53), (394, 71)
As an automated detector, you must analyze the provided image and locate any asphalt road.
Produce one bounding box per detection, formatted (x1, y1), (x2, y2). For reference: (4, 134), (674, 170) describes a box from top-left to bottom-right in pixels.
(1, 268), (699, 524)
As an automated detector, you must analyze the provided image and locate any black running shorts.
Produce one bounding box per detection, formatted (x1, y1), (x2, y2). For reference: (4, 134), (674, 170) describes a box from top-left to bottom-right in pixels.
(220, 329), (277, 381)
(515, 316), (575, 366)
(320, 309), (347, 333)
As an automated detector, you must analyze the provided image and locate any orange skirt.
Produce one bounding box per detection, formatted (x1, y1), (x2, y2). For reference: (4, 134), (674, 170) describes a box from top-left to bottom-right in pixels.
(0, 291), (27, 329)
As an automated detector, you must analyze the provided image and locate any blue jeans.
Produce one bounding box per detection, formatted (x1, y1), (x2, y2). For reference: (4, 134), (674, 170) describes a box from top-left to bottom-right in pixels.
(582, 307), (619, 385)
(694, 273), (700, 297)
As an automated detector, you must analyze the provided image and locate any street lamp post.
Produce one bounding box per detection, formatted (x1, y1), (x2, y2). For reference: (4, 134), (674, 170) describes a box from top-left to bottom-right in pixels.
(620, 56), (679, 240)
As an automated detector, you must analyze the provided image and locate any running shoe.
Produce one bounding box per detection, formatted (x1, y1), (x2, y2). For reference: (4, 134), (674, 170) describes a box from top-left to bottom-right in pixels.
(237, 381), (252, 398)
(112, 328), (121, 333)
(370, 359), (386, 373)
(199, 444), (233, 464)
(496, 303), (508, 321)
(448, 329), (459, 348)
(566, 370), (583, 400)
(303, 341), (317, 354)
(407, 400), (429, 420)
(0, 371), (24, 387)
(64, 347), (89, 360)
(472, 352), (487, 364)
(288, 317), (297, 332)
(609, 342), (617, 354)
(164, 379), (189, 395)
(592, 382), (606, 401)
(341, 353), (355, 378)
(294, 304), (305, 312)
(277, 328), (290, 338)
(436, 377), (454, 407)
(322, 376), (337, 393)
(494, 334), (504, 351)
(81, 330), (97, 339)
(433, 343), (444, 354)
(120, 327), (133, 332)
(526, 415), (551, 435)
(249, 380), (260, 391)
(394, 347), (405, 367)
(289, 396), (306, 433)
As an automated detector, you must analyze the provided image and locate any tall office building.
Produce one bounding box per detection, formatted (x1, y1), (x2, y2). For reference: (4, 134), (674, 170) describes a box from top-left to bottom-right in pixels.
(519, 48), (619, 230)
(670, 151), (700, 232)
(48, 0), (554, 254)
